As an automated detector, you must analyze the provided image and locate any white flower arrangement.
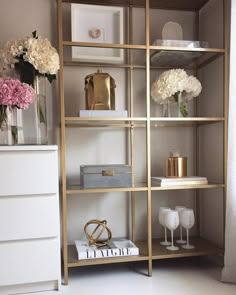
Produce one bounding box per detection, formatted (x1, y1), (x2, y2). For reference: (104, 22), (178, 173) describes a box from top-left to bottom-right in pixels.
(0, 31), (59, 85)
(151, 69), (202, 117)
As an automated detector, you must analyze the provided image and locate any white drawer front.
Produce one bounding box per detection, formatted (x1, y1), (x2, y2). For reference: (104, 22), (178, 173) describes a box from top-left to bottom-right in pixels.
(0, 239), (60, 286)
(0, 195), (59, 241)
(0, 150), (58, 196)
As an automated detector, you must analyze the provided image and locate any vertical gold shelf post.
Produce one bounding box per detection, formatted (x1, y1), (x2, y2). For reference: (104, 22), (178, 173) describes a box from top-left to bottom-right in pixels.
(127, 6), (136, 242)
(223, 0), (230, 241)
(145, 0), (152, 277)
(195, 10), (201, 238)
(57, 0), (69, 285)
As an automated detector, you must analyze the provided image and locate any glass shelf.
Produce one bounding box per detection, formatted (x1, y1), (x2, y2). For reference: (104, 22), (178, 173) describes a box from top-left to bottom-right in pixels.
(62, 41), (224, 69)
(62, 0), (210, 12)
(67, 244), (148, 267)
(150, 47), (225, 68)
(64, 60), (146, 69)
(137, 237), (223, 260)
(150, 117), (225, 127)
(65, 117), (147, 128)
(64, 117), (224, 128)
(151, 183), (225, 191)
(66, 183), (148, 194)
(66, 236), (223, 268)
(66, 183), (224, 195)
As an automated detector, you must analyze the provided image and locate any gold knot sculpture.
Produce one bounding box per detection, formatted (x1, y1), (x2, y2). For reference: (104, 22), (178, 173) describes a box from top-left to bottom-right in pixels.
(84, 219), (112, 247)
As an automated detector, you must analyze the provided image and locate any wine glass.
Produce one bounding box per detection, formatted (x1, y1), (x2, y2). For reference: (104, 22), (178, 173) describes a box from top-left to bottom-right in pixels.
(180, 208), (195, 249)
(158, 207), (171, 246)
(175, 206), (187, 244)
(165, 210), (179, 251)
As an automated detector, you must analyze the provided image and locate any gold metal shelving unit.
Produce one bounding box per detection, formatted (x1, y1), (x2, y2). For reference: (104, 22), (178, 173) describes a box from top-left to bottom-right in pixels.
(57, 0), (229, 284)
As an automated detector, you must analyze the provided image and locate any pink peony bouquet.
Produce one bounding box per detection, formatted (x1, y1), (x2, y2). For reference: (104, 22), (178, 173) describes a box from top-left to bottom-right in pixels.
(0, 77), (35, 129)
(0, 77), (34, 109)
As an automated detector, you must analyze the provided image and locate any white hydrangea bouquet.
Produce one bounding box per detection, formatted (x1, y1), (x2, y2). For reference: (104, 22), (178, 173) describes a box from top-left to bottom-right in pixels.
(0, 31), (59, 86)
(151, 69), (202, 117)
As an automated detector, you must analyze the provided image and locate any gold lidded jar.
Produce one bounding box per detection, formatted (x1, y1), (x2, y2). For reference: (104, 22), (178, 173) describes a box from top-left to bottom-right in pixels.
(165, 156), (187, 178)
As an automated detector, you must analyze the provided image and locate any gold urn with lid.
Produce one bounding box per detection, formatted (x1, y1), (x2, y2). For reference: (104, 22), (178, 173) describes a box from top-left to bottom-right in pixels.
(85, 69), (116, 110)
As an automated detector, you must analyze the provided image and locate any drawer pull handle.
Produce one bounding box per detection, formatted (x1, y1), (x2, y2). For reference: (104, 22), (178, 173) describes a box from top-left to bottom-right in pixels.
(102, 170), (114, 176)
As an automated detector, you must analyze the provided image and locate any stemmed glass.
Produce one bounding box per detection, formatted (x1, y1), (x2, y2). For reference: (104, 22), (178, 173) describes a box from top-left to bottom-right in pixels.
(175, 206), (187, 244)
(165, 209), (179, 251)
(180, 208), (195, 249)
(158, 207), (171, 246)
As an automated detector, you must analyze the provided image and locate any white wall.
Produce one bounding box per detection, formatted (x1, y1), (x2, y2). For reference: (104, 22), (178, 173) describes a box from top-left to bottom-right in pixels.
(0, 0), (224, 245)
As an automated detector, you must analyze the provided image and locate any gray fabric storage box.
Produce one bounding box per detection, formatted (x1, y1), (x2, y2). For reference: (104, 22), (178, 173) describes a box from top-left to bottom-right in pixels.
(80, 165), (132, 188)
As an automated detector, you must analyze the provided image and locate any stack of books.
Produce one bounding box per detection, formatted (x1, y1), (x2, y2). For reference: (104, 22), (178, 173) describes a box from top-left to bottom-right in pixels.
(75, 238), (139, 260)
(151, 176), (208, 187)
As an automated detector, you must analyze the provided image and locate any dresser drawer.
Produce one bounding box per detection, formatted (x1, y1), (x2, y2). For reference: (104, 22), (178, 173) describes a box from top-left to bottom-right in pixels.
(0, 238), (60, 286)
(0, 150), (58, 196)
(0, 194), (59, 241)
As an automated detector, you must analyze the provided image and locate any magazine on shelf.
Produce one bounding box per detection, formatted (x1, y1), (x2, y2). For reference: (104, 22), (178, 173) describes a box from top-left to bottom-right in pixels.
(75, 238), (139, 260)
(151, 176), (208, 186)
(79, 110), (128, 118)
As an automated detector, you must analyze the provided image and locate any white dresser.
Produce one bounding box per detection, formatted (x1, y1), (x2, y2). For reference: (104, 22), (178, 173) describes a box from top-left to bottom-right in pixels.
(0, 146), (61, 294)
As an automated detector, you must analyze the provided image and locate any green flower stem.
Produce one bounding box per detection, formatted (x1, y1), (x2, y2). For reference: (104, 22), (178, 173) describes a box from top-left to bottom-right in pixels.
(174, 92), (188, 117)
(37, 97), (46, 124)
(11, 126), (18, 145)
(0, 105), (7, 128)
(39, 104), (46, 123)
(179, 102), (188, 117)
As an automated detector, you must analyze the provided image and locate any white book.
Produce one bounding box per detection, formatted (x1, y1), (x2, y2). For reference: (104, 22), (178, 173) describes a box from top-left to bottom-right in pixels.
(153, 180), (208, 186)
(75, 238), (139, 260)
(151, 176), (208, 186)
(79, 110), (128, 118)
(151, 176), (207, 183)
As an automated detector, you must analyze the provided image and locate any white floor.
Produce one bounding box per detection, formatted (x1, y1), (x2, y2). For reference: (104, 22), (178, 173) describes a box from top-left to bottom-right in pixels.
(58, 258), (236, 295)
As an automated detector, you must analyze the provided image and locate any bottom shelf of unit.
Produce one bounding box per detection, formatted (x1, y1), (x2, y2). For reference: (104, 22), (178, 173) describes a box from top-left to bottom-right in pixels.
(67, 237), (223, 267)
(137, 237), (224, 260)
(67, 245), (148, 267)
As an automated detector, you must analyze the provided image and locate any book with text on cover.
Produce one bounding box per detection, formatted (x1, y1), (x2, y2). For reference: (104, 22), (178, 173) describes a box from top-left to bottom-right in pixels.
(151, 176), (208, 186)
(75, 238), (139, 260)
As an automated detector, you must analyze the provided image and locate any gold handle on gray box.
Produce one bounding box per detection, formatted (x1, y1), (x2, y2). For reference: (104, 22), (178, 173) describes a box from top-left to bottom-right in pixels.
(102, 170), (114, 176)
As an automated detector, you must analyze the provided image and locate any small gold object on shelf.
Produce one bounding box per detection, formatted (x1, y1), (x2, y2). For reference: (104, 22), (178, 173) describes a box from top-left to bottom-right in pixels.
(85, 70), (116, 110)
(165, 153), (187, 178)
(84, 219), (112, 247)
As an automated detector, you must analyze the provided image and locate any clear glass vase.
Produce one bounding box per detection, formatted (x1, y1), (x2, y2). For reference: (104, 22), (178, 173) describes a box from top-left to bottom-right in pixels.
(177, 92), (188, 117)
(168, 93), (188, 117)
(34, 76), (48, 144)
(162, 102), (171, 117)
(0, 106), (23, 145)
(22, 76), (48, 144)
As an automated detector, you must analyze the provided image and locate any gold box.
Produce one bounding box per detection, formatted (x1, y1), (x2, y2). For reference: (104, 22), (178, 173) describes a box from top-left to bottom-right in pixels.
(85, 70), (116, 110)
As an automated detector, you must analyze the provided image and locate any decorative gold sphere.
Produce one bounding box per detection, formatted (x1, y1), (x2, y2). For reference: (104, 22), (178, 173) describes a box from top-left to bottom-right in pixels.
(84, 219), (112, 247)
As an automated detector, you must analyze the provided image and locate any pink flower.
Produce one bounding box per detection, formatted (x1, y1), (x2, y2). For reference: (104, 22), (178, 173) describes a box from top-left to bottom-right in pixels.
(0, 77), (34, 109)
(15, 82), (35, 109)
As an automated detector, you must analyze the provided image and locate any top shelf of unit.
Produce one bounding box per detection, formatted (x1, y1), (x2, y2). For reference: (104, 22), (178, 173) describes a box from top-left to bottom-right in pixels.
(63, 42), (225, 69)
(61, 0), (210, 11)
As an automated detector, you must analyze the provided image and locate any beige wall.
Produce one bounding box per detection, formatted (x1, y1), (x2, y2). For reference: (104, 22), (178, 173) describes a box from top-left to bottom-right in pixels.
(0, 0), (58, 144)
